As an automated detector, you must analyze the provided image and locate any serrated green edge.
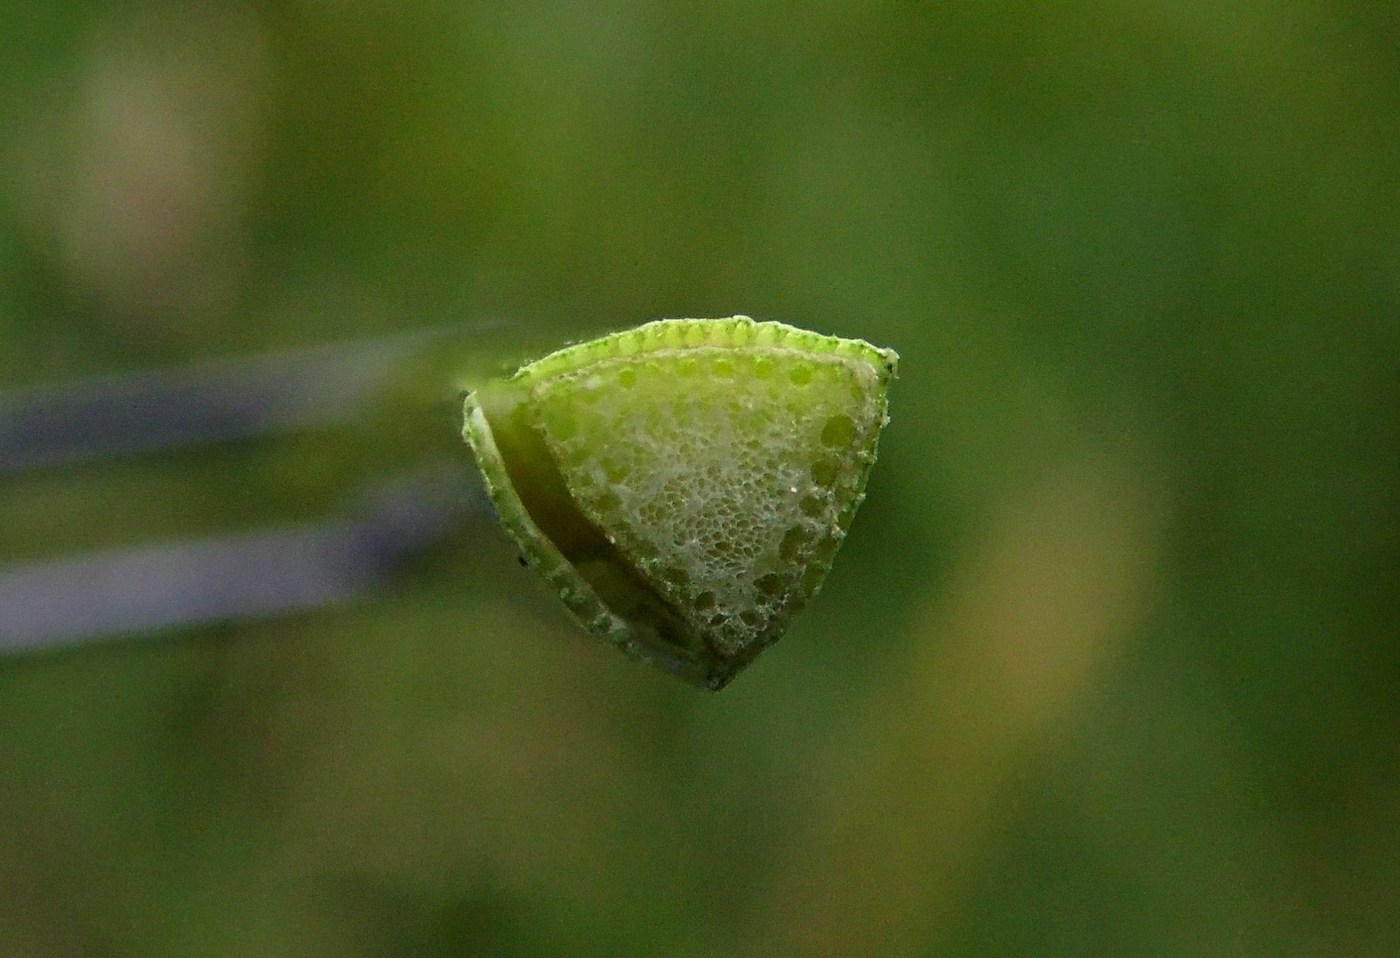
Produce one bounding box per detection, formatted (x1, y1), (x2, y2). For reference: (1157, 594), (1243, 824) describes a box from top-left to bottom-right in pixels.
(515, 315), (897, 389)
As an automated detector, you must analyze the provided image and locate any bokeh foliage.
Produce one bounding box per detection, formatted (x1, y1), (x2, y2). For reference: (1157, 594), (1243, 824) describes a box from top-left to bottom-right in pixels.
(1, 1), (1396, 955)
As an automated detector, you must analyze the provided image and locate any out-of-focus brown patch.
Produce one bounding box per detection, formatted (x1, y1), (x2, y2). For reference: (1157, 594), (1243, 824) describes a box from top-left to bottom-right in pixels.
(759, 450), (1165, 957)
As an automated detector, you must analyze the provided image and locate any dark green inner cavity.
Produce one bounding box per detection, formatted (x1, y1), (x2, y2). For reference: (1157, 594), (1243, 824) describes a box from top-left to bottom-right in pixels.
(473, 380), (715, 679)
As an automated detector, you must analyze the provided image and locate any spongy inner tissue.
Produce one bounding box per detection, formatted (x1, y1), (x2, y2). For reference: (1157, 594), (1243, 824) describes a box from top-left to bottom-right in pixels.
(530, 345), (883, 655)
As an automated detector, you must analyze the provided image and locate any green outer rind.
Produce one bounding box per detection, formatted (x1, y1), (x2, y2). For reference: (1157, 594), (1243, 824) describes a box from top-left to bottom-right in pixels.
(462, 316), (898, 689)
(514, 316), (896, 391)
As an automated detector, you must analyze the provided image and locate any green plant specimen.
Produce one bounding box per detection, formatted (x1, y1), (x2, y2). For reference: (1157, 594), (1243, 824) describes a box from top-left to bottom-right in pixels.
(462, 316), (897, 689)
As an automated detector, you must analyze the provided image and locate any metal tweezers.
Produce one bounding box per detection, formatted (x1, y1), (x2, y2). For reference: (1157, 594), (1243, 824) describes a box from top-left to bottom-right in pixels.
(0, 328), (491, 655)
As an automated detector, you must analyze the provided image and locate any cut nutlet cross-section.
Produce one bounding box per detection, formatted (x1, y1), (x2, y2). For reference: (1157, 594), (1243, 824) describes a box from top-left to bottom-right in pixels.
(462, 316), (897, 689)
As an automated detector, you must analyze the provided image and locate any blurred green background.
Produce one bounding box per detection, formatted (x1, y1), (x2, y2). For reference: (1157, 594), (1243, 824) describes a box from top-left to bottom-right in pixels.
(1, 1), (1396, 955)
